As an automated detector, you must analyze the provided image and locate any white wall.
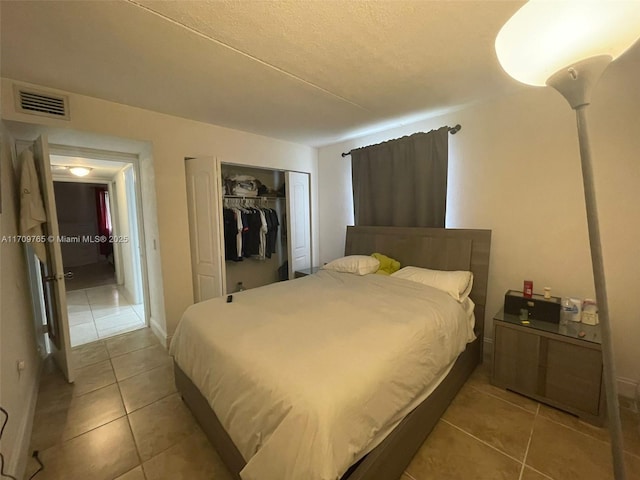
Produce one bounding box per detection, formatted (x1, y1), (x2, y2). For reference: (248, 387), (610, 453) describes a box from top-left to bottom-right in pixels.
(1, 77), (319, 345)
(0, 123), (42, 478)
(317, 55), (640, 396)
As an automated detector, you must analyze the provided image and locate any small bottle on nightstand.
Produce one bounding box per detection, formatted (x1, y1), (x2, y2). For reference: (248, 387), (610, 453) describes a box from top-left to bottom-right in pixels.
(560, 297), (572, 325)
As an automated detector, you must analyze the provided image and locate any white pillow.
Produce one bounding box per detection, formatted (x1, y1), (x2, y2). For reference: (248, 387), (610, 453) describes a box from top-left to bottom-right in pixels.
(391, 266), (473, 301)
(323, 255), (380, 276)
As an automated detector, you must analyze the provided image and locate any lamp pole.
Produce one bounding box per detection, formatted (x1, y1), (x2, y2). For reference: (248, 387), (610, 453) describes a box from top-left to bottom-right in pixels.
(547, 55), (626, 480)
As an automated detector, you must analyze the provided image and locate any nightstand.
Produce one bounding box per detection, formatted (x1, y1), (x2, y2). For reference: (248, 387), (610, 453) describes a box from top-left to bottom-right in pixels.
(492, 308), (605, 425)
(294, 266), (322, 278)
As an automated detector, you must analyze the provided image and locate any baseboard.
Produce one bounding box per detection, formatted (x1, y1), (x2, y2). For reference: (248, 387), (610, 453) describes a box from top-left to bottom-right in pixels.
(149, 315), (169, 349)
(9, 359), (42, 479)
(617, 376), (639, 401)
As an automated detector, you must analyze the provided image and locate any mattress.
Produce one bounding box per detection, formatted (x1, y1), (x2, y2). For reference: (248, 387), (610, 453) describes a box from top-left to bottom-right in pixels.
(170, 270), (474, 480)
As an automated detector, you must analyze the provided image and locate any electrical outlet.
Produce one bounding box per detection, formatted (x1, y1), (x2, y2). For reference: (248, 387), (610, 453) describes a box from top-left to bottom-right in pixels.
(17, 360), (26, 377)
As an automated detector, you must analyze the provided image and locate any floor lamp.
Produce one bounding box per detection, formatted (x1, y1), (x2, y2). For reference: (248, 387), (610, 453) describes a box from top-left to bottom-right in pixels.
(495, 2), (640, 479)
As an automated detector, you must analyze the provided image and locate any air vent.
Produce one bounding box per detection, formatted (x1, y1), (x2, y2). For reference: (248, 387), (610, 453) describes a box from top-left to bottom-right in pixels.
(14, 86), (70, 120)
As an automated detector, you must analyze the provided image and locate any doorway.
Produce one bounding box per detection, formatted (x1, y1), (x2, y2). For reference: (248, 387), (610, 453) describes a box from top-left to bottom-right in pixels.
(50, 154), (147, 347)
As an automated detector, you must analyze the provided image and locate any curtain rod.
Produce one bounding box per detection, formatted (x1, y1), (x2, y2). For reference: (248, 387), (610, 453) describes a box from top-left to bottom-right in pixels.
(340, 124), (461, 157)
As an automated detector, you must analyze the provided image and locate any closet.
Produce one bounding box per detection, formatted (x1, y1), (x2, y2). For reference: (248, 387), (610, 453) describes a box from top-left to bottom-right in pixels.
(185, 157), (311, 303)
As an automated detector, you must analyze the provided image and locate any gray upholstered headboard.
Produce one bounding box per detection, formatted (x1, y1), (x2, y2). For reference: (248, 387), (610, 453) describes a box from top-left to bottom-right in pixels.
(345, 226), (492, 346)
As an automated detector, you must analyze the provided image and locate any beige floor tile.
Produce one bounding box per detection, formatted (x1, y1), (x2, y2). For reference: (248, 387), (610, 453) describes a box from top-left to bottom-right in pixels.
(106, 327), (158, 358)
(71, 359), (117, 396)
(72, 340), (110, 369)
(70, 321), (99, 346)
(143, 429), (233, 480)
(538, 403), (640, 457)
(111, 343), (172, 381)
(527, 416), (614, 480)
(622, 407), (640, 456)
(61, 383), (127, 441)
(538, 404), (610, 443)
(92, 304), (136, 321)
(467, 363), (539, 413)
(66, 289), (89, 305)
(98, 320), (146, 340)
(31, 370), (75, 450)
(626, 451), (640, 480)
(114, 465), (146, 480)
(520, 467), (553, 480)
(128, 393), (198, 461)
(406, 421), (521, 480)
(33, 417), (138, 480)
(31, 405), (72, 451)
(442, 383), (536, 460)
(119, 364), (176, 413)
(30, 381), (124, 450)
(68, 308), (94, 326)
(36, 369), (74, 407)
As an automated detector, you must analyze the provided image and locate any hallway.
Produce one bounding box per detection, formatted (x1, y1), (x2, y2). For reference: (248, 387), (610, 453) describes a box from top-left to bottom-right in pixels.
(67, 284), (145, 346)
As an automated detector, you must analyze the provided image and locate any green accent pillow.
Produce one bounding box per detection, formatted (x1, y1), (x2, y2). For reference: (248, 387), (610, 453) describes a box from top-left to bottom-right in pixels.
(371, 253), (401, 275)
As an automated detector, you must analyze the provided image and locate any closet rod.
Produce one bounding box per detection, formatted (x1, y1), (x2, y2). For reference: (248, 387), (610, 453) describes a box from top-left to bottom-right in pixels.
(340, 124), (461, 157)
(223, 195), (283, 199)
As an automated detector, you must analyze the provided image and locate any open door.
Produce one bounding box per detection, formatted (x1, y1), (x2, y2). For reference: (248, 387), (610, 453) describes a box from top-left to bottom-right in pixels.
(185, 157), (225, 302)
(285, 171), (311, 279)
(33, 135), (75, 382)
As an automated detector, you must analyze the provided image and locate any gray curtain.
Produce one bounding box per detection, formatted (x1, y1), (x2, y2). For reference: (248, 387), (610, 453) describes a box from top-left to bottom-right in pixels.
(351, 127), (449, 227)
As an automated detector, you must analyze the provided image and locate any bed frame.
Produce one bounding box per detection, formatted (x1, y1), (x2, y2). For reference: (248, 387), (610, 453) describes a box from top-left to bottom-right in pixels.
(174, 226), (491, 480)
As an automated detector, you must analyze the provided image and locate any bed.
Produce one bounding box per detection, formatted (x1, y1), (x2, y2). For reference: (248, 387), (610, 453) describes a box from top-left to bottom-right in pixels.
(171, 226), (491, 480)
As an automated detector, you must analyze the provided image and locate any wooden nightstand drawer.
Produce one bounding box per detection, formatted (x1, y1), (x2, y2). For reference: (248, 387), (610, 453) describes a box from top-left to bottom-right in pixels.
(545, 338), (602, 379)
(493, 324), (540, 395)
(544, 366), (602, 414)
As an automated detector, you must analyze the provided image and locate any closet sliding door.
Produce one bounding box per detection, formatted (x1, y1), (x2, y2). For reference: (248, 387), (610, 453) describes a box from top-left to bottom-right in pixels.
(285, 171), (311, 279)
(185, 157), (225, 302)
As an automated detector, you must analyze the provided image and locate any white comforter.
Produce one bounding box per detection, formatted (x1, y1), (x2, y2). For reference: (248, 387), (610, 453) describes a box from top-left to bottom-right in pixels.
(170, 270), (474, 480)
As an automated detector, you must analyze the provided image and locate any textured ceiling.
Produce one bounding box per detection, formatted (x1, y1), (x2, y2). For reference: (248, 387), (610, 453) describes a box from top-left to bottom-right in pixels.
(2, 1), (533, 146)
(50, 155), (128, 182)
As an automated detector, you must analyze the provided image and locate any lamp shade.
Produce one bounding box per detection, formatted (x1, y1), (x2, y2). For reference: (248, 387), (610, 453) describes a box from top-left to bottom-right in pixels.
(496, 0), (640, 86)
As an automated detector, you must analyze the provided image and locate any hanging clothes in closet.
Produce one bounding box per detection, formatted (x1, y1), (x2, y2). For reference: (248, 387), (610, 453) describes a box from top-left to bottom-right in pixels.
(223, 204), (279, 261)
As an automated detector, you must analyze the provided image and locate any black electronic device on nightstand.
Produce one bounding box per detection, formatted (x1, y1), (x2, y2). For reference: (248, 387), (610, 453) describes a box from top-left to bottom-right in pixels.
(503, 289), (561, 323)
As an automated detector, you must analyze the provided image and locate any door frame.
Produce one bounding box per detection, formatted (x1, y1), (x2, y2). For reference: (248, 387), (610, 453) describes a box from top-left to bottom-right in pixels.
(49, 144), (151, 326)
(18, 139), (152, 371)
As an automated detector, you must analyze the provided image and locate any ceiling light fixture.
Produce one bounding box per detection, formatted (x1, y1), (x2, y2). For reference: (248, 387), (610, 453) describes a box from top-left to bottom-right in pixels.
(68, 166), (92, 177)
(496, 2), (640, 479)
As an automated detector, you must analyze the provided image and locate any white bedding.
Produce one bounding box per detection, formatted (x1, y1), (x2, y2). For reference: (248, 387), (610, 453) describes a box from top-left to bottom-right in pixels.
(170, 270), (474, 480)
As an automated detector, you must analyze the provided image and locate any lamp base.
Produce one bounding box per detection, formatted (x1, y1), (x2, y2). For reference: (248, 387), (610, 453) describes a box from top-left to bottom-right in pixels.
(547, 53), (627, 480)
(546, 55), (612, 109)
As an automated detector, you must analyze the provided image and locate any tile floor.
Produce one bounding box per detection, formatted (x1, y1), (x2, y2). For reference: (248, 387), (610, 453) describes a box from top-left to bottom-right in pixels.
(26, 329), (640, 480)
(65, 262), (117, 292)
(67, 284), (145, 347)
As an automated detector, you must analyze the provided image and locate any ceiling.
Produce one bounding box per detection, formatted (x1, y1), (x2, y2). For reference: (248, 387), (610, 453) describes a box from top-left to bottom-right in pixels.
(1, 1), (548, 147)
(50, 155), (129, 182)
